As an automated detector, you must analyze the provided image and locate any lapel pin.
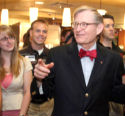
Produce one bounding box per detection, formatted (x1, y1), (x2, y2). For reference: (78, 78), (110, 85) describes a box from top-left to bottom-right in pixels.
(32, 91), (36, 95)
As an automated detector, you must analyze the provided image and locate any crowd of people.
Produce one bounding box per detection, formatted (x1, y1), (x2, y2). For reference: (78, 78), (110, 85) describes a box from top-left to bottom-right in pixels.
(0, 5), (125, 116)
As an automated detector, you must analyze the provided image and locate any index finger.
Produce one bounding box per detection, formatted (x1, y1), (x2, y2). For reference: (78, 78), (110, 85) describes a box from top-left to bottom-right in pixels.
(38, 59), (45, 66)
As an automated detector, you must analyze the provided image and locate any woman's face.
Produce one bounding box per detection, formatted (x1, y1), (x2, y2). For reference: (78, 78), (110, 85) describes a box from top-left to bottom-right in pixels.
(0, 32), (15, 52)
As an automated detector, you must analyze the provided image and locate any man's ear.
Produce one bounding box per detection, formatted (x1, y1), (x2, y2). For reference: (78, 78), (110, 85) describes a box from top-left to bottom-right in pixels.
(96, 23), (104, 35)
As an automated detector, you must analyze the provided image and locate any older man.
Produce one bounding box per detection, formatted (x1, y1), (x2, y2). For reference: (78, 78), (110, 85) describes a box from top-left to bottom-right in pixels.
(34, 6), (125, 116)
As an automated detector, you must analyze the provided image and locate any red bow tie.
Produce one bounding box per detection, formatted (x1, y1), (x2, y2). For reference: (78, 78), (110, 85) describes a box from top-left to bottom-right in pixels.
(79, 48), (97, 61)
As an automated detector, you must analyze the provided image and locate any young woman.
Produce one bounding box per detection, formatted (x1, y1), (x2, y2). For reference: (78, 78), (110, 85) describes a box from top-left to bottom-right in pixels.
(0, 25), (33, 116)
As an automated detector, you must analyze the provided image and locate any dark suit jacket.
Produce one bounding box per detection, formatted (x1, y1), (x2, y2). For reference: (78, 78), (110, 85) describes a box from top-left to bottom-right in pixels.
(42, 42), (125, 116)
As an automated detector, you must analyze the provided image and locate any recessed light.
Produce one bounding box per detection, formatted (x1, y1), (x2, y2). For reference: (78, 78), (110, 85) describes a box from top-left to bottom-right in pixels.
(35, 1), (44, 5)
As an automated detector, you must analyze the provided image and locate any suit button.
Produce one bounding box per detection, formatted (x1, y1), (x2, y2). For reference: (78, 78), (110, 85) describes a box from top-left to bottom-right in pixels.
(85, 93), (89, 97)
(84, 111), (88, 115)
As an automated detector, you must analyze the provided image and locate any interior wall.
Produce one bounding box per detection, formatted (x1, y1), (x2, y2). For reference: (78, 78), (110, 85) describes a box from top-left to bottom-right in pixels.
(118, 30), (125, 50)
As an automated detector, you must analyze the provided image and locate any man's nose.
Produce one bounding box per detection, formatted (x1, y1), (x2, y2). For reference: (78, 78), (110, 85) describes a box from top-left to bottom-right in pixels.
(7, 38), (12, 42)
(109, 26), (114, 31)
(39, 31), (44, 35)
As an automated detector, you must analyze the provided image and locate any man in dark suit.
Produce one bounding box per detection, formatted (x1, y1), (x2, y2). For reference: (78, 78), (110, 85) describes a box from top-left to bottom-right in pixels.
(20, 19), (53, 116)
(34, 6), (125, 116)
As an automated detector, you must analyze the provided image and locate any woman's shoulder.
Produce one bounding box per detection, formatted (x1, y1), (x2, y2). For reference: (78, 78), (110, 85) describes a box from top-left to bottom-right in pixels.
(19, 55), (31, 63)
(19, 56), (33, 70)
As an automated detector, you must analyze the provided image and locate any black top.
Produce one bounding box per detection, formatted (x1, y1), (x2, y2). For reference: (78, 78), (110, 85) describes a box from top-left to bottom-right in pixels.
(97, 40), (125, 74)
(20, 44), (50, 104)
(97, 39), (125, 56)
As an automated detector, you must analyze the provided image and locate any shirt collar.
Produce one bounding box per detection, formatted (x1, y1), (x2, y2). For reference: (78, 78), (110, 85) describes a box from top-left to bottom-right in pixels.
(37, 48), (44, 55)
(77, 42), (97, 51)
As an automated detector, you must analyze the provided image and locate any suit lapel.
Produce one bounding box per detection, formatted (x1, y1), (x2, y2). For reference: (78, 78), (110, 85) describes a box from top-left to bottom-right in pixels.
(67, 43), (108, 110)
(67, 43), (107, 91)
(68, 42), (87, 90)
(87, 43), (106, 89)
(82, 43), (107, 110)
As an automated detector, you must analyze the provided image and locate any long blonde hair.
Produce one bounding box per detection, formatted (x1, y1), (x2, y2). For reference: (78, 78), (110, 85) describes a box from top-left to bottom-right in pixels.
(0, 25), (23, 80)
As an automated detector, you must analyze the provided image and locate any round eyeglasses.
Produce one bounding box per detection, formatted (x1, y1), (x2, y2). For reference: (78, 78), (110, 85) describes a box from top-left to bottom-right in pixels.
(72, 22), (97, 29)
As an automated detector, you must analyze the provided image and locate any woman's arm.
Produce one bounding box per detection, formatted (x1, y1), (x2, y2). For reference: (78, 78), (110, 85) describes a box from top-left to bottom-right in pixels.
(19, 70), (32, 116)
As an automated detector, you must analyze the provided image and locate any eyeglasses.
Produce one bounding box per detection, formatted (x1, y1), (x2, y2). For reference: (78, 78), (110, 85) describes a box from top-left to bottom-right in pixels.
(72, 22), (97, 29)
(0, 36), (15, 42)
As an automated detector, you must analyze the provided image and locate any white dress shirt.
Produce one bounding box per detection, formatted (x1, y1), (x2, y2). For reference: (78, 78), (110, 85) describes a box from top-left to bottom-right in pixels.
(78, 43), (97, 86)
(37, 48), (44, 94)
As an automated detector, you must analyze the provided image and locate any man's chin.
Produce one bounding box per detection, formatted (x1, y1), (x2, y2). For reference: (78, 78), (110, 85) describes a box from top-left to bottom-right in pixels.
(108, 37), (114, 41)
(36, 41), (44, 44)
(38, 43), (44, 45)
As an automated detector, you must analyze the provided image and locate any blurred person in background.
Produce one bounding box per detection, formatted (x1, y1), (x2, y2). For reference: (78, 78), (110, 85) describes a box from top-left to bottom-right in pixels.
(60, 29), (74, 45)
(0, 25), (33, 116)
(98, 14), (125, 116)
(64, 30), (75, 44)
(99, 14), (125, 56)
(23, 28), (31, 48)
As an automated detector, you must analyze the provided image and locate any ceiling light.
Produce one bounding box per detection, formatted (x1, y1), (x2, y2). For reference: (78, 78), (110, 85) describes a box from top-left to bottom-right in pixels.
(97, 9), (107, 15)
(35, 1), (44, 5)
(1, 0), (9, 25)
(29, 7), (38, 23)
(62, 0), (71, 27)
(97, 0), (107, 15)
(62, 8), (71, 27)
(119, 45), (124, 49)
(52, 17), (55, 20)
(1, 9), (9, 25)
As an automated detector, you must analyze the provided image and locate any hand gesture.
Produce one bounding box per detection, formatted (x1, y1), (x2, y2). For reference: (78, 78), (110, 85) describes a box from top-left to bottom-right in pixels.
(34, 59), (54, 80)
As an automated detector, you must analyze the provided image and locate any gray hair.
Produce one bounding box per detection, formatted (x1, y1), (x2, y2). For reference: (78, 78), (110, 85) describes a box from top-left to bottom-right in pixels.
(73, 5), (103, 24)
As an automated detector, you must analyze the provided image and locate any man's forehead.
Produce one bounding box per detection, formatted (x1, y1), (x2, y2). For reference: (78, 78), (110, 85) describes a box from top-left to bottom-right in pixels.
(74, 10), (95, 22)
(33, 22), (47, 27)
(75, 10), (94, 16)
(32, 22), (48, 29)
(103, 18), (114, 24)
